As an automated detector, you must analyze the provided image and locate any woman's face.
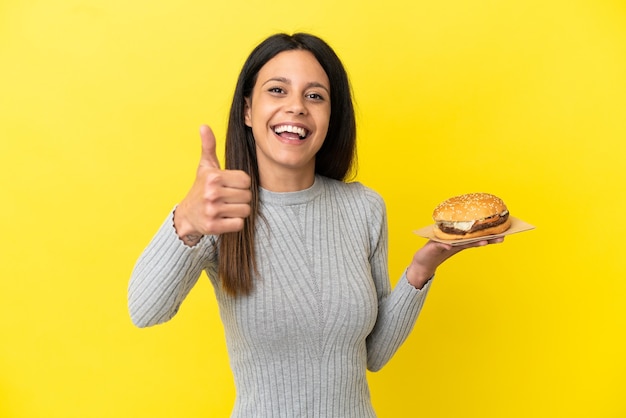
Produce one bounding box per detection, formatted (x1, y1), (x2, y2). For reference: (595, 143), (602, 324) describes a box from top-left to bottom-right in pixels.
(244, 50), (331, 190)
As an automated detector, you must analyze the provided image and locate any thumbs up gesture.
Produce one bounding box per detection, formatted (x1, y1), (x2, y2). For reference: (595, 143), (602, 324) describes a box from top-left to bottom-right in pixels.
(173, 125), (252, 245)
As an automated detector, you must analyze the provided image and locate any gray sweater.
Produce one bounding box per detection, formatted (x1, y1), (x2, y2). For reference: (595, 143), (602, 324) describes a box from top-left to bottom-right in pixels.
(128, 175), (432, 417)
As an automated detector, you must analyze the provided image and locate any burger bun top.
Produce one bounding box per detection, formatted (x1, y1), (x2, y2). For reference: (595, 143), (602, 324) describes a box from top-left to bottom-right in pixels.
(433, 193), (508, 222)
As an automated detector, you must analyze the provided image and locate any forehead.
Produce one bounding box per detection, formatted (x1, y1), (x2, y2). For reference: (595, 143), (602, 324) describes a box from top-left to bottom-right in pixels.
(256, 50), (329, 86)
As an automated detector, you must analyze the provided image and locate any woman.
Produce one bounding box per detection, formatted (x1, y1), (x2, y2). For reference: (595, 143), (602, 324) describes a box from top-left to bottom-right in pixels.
(128, 33), (503, 417)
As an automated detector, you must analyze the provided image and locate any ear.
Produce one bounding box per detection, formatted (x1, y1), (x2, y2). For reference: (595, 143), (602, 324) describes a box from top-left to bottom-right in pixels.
(244, 97), (252, 127)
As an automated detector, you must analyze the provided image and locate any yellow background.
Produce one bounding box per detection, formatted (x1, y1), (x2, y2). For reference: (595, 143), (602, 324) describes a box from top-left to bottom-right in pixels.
(1, 0), (625, 417)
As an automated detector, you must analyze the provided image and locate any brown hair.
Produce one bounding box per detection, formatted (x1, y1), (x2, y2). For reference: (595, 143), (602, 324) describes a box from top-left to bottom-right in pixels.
(219, 33), (357, 296)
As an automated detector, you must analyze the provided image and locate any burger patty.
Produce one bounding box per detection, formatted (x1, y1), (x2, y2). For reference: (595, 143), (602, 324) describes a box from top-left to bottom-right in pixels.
(438, 213), (510, 235)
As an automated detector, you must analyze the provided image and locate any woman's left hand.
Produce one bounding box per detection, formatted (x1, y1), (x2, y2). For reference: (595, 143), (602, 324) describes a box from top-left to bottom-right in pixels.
(406, 237), (505, 289)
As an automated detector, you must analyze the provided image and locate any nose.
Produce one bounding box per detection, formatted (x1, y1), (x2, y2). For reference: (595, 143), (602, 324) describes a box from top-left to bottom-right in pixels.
(286, 95), (307, 115)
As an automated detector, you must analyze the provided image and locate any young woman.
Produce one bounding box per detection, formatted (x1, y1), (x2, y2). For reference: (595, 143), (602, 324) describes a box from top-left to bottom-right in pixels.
(128, 32), (503, 417)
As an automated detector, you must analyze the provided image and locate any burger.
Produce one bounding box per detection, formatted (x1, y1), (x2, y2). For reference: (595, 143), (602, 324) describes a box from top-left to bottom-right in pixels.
(432, 193), (511, 240)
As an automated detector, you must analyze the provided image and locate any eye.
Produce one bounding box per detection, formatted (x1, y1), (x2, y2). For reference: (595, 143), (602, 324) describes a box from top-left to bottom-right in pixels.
(268, 87), (285, 94)
(306, 92), (325, 101)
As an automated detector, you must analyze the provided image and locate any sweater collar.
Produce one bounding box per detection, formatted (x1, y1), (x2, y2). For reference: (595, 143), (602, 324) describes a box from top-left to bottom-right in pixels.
(259, 175), (324, 206)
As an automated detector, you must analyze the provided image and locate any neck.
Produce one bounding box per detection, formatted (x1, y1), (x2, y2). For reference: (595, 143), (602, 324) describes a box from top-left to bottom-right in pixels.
(259, 167), (316, 192)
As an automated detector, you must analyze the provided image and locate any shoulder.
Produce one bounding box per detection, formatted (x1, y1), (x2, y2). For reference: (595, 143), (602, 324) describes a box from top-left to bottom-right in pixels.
(318, 176), (386, 212)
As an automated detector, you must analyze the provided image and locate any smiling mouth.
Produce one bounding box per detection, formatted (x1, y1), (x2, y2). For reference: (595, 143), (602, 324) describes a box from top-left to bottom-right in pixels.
(273, 124), (309, 140)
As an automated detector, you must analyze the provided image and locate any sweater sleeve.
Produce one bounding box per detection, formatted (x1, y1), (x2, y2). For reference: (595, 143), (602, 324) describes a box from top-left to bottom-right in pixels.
(364, 191), (433, 371)
(127, 209), (218, 328)
(366, 273), (432, 371)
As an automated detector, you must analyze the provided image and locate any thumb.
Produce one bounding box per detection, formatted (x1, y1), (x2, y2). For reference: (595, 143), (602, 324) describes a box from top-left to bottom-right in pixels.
(198, 124), (221, 169)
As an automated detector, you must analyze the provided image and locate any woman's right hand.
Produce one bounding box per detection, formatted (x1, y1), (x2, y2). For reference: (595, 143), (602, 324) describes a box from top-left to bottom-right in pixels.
(173, 125), (252, 246)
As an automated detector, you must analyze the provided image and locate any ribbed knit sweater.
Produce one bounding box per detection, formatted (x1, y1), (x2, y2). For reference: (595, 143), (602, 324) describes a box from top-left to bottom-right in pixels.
(128, 175), (432, 417)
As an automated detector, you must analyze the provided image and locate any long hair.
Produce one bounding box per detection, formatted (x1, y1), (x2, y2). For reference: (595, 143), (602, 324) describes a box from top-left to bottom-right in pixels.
(219, 33), (357, 296)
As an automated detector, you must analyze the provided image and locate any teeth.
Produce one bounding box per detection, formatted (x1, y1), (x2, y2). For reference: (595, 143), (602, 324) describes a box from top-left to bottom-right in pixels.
(274, 125), (308, 139)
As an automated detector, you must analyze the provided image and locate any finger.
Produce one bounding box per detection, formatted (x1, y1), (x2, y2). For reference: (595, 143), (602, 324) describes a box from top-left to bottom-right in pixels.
(220, 203), (252, 219)
(208, 217), (246, 235)
(199, 124), (221, 170)
(197, 202), (251, 235)
(463, 237), (505, 248)
(427, 240), (453, 252)
(205, 170), (252, 191)
(222, 170), (252, 190)
(456, 238), (506, 251)
(458, 240), (488, 250)
(220, 187), (252, 204)
(204, 186), (251, 206)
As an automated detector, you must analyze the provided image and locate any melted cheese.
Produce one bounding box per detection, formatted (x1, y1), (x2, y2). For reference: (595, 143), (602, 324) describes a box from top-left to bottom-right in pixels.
(438, 220), (475, 231)
(437, 210), (508, 232)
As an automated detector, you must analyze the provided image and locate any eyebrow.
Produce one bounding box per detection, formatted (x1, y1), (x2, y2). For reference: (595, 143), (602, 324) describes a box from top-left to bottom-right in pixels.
(261, 77), (330, 95)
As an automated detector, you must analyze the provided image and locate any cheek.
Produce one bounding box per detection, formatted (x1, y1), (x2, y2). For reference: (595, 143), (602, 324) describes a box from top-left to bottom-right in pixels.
(319, 110), (331, 136)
